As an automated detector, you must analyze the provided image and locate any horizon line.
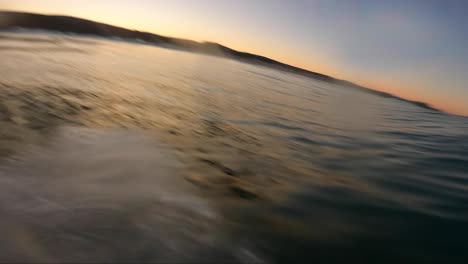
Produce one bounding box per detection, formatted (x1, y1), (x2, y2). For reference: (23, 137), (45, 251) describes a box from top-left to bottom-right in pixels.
(1, 10), (463, 117)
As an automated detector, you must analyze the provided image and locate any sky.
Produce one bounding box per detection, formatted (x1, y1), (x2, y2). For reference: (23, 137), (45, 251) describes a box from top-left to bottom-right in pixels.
(2, 0), (467, 115)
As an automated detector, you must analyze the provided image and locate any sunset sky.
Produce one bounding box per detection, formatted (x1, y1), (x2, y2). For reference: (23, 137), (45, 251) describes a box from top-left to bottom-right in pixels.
(2, 0), (467, 116)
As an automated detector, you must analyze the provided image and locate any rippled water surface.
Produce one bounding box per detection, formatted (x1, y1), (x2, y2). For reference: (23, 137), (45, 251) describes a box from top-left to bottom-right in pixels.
(0, 32), (467, 263)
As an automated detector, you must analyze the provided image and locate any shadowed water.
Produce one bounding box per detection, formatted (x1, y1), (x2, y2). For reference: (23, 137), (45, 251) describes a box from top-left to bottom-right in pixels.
(0, 32), (467, 263)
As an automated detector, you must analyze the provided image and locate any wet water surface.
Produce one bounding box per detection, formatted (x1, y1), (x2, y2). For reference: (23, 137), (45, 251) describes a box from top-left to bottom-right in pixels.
(0, 32), (467, 263)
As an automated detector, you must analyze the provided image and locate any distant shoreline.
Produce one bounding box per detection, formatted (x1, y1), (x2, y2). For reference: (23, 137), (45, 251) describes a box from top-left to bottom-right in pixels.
(0, 10), (443, 114)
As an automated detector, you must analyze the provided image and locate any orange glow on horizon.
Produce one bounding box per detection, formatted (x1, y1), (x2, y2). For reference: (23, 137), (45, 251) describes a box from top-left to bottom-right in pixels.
(356, 79), (468, 116)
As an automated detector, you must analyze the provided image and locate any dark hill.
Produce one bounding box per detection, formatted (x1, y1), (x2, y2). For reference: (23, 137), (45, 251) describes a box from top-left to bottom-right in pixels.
(0, 11), (440, 113)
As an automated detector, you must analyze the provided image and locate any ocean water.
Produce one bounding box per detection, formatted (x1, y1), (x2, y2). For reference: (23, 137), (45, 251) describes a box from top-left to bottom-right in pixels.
(0, 32), (467, 263)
